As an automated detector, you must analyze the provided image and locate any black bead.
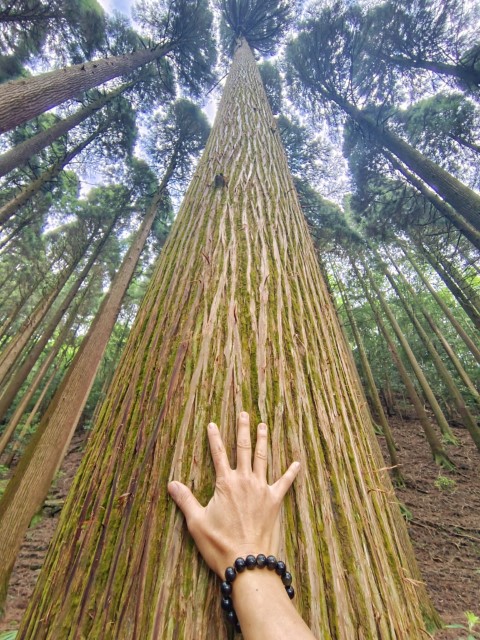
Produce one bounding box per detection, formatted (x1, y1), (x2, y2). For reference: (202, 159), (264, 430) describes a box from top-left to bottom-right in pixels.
(282, 571), (292, 587)
(256, 553), (267, 568)
(221, 581), (232, 596)
(285, 585), (295, 599)
(245, 554), (257, 569)
(225, 566), (236, 582)
(226, 610), (237, 624)
(235, 622), (242, 634)
(275, 560), (286, 576)
(266, 555), (277, 570)
(234, 557), (246, 573)
(221, 596), (233, 611)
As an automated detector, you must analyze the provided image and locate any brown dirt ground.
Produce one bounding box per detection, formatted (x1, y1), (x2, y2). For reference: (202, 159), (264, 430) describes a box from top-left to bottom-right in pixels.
(0, 417), (479, 637)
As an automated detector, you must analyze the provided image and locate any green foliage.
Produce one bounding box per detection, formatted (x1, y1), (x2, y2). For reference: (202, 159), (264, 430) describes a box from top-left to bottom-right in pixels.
(0, 631), (18, 640)
(446, 611), (480, 639)
(434, 475), (457, 492)
(133, 0), (217, 97)
(259, 61), (282, 114)
(219, 0), (293, 55)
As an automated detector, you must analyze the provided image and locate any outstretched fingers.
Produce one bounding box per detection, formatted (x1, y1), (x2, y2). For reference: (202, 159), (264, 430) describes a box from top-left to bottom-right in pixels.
(207, 422), (231, 479)
(236, 411), (252, 473)
(168, 481), (203, 524)
(271, 461), (301, 501)
(253, 422), (268, 479)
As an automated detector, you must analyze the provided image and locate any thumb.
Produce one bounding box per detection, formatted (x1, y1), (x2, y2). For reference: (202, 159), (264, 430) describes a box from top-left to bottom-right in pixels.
(168, 481), (202, 522)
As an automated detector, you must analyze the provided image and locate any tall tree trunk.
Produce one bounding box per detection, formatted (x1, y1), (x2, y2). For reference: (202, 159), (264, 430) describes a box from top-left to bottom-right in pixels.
(353, 262), (452, 467)
(384, 151), (480, 250)
(376, 253), (480, 452)
(12, 39), (435, 638)
(448, 133), (480, 155)
(422, 316), (480, 404)
(336, 96), (480, 232)
(0, 291), (85, 458)
(400, 243), (480, 364)
(359, 260), (457, 444)
(0, 81), (134, 178)
(385, 55), (480, 88)
(0, 211), (120, 423)
(0, 126), (106, 226)
(332, 267), (403, 484)
(417, 242), (480, 331)
(0, 46), (172, 134)
(0, 242), (91, 386)
(0, 178), (172, 604)
(385, 248), (480, 403)
(3, 364), (62, 468)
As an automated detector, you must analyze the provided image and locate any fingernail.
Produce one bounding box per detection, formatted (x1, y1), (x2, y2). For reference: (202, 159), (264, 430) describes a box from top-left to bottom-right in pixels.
(294, 461), (301, 470)
(259, 423), (267, 432)
(208, 422), (217, 431)
(240, 411), (249, 419)
(168, 482), (178, 497)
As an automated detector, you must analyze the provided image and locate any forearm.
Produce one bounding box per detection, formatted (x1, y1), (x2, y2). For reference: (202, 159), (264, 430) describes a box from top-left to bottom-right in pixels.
(232, 570), (316, 640)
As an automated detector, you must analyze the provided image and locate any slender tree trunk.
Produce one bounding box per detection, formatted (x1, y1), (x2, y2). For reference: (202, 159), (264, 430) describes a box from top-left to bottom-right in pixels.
(12, 39), (434, 638)
(385, 55), (480, 88)
(353, 262), (452, 467)
(0, 46), (172, 134)
(0, 212), (120, 423)
(384, 151), (480, 249)
(417, 242), (480, 331)
(0, 244), (90, 386)
(423, 316), (480, 404)
(337, 96), (480, 232)
(376, 253), (480, 452)
(0, 127), (106, 226)
(0, 177), (173, 604)
(449, 133), (480, 155)
(359, 259), (457, 443)
(0, 82), (134, 179)
(3, 364), (61, 468)
(400, 243), (480, 364)
(332, 268), (403, 484)
(0, 294), (84, 458)
(385, 248), (480, 403)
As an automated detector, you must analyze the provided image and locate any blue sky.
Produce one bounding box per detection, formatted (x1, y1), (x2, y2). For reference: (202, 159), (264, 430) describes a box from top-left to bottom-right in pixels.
(98, 0), (133, 17)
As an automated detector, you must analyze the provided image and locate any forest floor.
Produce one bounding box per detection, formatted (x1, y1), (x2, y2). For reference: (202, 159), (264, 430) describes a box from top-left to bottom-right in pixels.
(0, 415), (479, 637)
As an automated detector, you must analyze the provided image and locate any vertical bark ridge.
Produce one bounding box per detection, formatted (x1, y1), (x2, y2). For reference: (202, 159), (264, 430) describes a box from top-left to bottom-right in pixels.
(19, 40), (429, 639)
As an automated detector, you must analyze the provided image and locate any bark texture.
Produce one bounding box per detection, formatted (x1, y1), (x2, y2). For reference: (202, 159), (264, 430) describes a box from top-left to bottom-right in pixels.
(0, 47), (170, 134)
(17, 40), (432, 638)
(0, 82), (133, 178)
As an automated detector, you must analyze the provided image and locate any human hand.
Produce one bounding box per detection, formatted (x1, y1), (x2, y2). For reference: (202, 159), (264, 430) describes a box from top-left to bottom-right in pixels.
(168, 411), (300, 577)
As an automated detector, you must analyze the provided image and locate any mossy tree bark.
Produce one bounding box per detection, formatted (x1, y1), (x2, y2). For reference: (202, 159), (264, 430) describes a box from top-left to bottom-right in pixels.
(16, 39), (434, 638)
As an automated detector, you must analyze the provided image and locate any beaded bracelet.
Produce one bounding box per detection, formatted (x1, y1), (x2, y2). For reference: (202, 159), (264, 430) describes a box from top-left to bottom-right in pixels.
(220, 554), (295, 634)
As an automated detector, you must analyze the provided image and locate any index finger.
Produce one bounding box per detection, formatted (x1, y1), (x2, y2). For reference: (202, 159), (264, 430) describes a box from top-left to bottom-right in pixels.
(207, 422), (231, 479)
